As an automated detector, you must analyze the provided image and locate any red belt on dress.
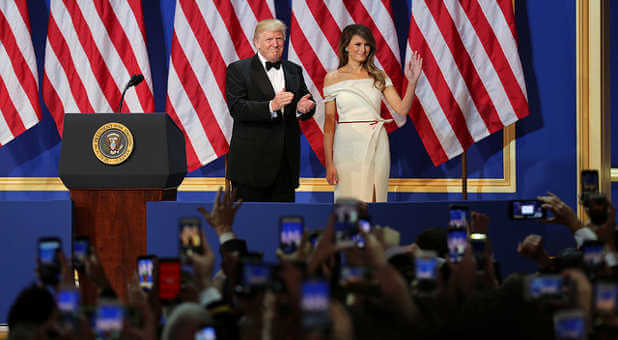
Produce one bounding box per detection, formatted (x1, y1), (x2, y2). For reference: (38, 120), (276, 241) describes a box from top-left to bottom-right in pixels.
(337, 120), (380, 125)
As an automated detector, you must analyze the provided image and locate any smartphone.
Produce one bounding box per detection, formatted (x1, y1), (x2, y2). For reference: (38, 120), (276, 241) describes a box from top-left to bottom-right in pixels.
(280, 216), (304, 254)
(334, 199), (361, 247)
(158, 258), (181, 301)
(595, 282), (617, 314)
(38, 237), (62, 286)
(237, 256), (270, 294)
(195, 326), (217, 340)
(448, 205), (468, 228)
(415, 252), (438, 280)
(243, 262), (270, 288)
(525, 275), (572, 302)
(57, 288), (80, 314)
(353, 219), (372, 248)
(179, 218), (204, 258)
(510, 200), (546, 220)
(57, 288), (80, 330)
(95, 299), (124, 339)
(582, 240), (605, 270)
(73, 236), (89, 271)
(301, 280), (330, 330)
(137, 255), (157, 292)
(581, 169), (599, 194)
(447, 226), (467, 263)
(339, 265), (367, 285)
(553, 309), (586, 340)
(415, 251), (438, 292)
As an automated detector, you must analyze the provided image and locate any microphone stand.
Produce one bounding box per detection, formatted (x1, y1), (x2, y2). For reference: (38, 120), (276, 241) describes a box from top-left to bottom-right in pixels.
(117, 74), (144, 112)
(118, 85), (130, 113)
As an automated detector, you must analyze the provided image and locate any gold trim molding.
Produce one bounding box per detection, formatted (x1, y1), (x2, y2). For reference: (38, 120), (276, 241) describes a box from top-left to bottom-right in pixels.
(0, 124), (516, 193)
(576, 0), (611, 217)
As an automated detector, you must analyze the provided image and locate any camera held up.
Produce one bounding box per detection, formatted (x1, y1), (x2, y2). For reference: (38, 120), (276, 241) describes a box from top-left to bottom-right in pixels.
(580, 170), (609, 226)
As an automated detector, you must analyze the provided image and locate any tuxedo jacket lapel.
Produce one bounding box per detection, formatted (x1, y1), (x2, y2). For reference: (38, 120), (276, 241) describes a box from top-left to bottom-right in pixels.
(250, 55), (275, 98)
(282, 61), (298, 94)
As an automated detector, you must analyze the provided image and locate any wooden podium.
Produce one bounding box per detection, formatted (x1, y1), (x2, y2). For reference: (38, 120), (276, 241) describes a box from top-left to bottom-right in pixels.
(58, 113), (186, 301)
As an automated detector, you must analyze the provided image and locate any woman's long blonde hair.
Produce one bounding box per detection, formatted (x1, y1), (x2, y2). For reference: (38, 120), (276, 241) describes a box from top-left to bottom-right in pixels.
(337, 24), (386, 90)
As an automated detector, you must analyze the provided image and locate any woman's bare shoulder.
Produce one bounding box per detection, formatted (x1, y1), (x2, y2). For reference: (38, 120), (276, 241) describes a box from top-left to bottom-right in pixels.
(323, 69), (344, 87)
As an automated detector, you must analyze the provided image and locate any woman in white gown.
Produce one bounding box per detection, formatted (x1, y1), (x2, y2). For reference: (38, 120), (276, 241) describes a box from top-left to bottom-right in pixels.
(323, 24), (422, 202)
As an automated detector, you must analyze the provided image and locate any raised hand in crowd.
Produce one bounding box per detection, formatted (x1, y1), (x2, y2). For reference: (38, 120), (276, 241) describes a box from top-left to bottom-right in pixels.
(84, 246), (113, 295)
(374, 225), (400, 251)
(330, 300), (355, 340)
(447, 240), (477, 297)
(518, 234), (553, 271)
(562, 269), (593, 318)
(538, 192), (583, 233)
(185, 228), (216, 292)
(594, 201), (616, 251)
(198, 185), (243, 237)
(362, 228), (421, 328)
(307, 213), (340, 278)
(470, 211), (499, 288)
(123, 273), (157, 340)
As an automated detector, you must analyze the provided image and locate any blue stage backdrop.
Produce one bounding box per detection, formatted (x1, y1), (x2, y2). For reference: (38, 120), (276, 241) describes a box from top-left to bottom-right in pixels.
(0, 200), (72, 323)
(0, 1), (583, 211)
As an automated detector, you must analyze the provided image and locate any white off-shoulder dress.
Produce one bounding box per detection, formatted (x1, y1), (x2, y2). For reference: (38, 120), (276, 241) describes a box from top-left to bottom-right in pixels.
(324, 77), (392, 202)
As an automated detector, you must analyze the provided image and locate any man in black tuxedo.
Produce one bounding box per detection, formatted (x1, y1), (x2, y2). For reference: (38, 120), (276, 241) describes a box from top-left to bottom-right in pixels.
(225, 19), (316, 202)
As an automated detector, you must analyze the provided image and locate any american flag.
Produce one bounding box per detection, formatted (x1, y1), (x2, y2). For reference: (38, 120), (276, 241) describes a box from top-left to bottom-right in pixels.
(166, 0), (275, 172)
(42, 0), (155, 135)
(407, 0), (529, 166)
(289, 0), (404, 165)
(0, 0), (41, 147)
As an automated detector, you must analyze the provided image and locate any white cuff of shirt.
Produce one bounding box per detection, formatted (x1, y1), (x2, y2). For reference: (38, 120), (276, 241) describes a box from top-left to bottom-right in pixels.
(269, 101), (278, 119)
(574, 227), (598, 248)
(219, 232), (237, 244)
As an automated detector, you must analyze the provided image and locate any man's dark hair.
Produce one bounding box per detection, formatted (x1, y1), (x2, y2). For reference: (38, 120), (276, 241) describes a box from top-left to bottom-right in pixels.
(416, 227), (448, 258)
(8, 284), (56, 329)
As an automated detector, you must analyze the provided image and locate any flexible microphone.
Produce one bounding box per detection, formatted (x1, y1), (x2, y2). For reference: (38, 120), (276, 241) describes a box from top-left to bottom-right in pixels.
(117, 74), (145, 112)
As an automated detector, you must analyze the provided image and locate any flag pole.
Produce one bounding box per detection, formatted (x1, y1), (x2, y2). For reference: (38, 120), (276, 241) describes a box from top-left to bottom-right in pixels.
(462, 150), (468, 200)
(224, 155), (230, 192)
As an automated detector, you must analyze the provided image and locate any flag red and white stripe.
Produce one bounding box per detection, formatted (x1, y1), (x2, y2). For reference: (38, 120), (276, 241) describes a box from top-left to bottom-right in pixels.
(42, 0), (155, 135)
(289, 0), (403, 165)
(407, 0), (529, 165)
(0, 1), (41, 146)
(166, 0), (275, 172)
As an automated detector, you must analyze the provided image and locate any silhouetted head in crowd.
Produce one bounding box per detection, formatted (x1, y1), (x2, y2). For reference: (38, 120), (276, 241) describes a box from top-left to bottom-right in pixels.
(416, 227), (448, 258)
(388, 253), (415, 284)
(553, 247), (583, 271)
(8, 284), (58, 340)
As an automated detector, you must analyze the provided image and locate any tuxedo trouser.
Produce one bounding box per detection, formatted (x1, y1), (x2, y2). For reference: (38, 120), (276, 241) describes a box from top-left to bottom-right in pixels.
(232, 152), (295, 202)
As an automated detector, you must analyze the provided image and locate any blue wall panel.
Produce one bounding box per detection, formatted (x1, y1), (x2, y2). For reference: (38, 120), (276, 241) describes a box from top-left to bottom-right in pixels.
(0, 201), (72, 323)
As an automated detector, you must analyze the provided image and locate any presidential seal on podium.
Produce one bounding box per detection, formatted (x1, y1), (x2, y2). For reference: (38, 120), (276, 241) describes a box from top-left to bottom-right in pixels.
(92, 122), (134, 165)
